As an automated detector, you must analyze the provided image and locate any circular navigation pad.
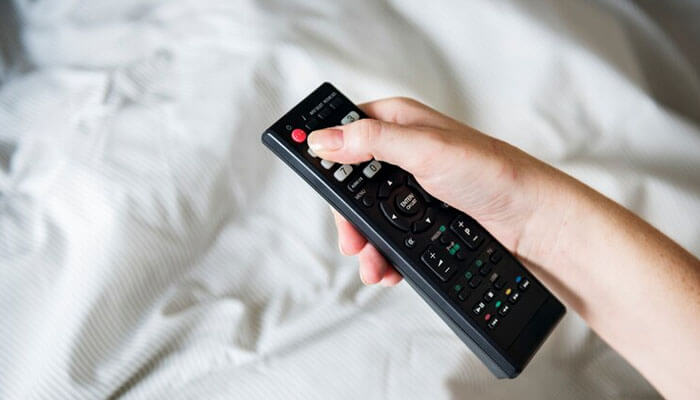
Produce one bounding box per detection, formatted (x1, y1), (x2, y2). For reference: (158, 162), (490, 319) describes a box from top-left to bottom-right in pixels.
(394, 188), (422, 216)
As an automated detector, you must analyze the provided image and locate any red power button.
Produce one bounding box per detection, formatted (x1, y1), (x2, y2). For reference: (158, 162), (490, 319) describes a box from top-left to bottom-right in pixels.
(291, 128), (307, 143)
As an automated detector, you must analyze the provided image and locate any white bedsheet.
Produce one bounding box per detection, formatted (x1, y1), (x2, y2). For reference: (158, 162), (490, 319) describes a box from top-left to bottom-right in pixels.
(1, 0), (699, 398)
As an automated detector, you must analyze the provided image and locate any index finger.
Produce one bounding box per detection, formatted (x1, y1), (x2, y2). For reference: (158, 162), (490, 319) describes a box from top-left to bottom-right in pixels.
(358, 97), (459, 129)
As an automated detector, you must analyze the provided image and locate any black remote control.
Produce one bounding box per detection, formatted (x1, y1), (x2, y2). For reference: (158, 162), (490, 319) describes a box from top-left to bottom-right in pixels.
(261, 82), (565, 378)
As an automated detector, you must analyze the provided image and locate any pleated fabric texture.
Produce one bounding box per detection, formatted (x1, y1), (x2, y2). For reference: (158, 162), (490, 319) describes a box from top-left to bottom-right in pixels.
(1, 0), (699, 399)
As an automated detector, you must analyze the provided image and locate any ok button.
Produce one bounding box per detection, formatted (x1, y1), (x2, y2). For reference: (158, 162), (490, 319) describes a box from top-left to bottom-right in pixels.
(395, 188), (422, 216)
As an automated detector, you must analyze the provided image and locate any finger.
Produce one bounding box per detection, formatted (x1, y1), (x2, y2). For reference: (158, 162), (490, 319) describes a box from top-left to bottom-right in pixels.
(380, 267), (403, 287)
(331, 208), (367, 255)
(357, 243), (390, 285)
(307, 119), (445, 173)
(358, 97), (458, 129)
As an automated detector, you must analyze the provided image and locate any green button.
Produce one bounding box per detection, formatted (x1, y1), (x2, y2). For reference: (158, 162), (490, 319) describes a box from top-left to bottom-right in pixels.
(453, 243), (460, 251)
(439, 225), (446, 232)
(465, 271), (472, 279)
(475, 259), (483, 268)
(449, 247), (457, 255)
(454, 284), (462, 292)
(495, 301), (502, 308)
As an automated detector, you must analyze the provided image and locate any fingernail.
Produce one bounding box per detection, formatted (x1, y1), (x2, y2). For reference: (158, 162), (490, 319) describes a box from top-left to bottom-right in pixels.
(359, 269), (368, 285)
(338, 241), (348, 256)
(308, 128), (343, 152)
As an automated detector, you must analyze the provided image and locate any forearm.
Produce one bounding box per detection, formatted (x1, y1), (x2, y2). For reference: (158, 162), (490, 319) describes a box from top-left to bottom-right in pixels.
(519, 169), (700, 399)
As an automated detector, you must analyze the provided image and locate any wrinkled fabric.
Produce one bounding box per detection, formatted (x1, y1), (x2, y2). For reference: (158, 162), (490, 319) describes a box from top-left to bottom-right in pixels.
(1, 0), (699, 398)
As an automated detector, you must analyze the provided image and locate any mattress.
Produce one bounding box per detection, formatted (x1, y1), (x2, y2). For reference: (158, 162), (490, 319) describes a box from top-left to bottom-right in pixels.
(1, 0), (699, 398)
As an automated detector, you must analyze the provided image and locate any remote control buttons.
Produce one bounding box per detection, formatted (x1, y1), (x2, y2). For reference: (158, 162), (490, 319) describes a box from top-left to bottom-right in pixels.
(498, 304), (511, 316)
(307, 147), (318, 158)
(421, 245), (457, 282)
(508, 292), (521, 304)
(488, 316), (500, 329)
(515, 275), (531, 291)
(473, 301), (486, 315)
(394, 189), (421, 216)
(363, 160), (382, 178)
(341, 111), (360, 125)
(333, 165), (353, 182)
(450, 216), (485, 250)
(378, 175), (403, 198)
(320, 160), (335, 169)
(406, 175), (432, 203)
(329, 96), (343, 109)
(347, 176), (364, 193)
(318, 107), (333, 119)
(291, 128), (307, 143)
(380, 201), (411, 231)
(404, 234), (417, 249)
(304, 118), (319, 131)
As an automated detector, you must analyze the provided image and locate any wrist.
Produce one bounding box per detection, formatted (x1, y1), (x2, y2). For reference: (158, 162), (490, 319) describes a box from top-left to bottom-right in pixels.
(514, 164), (586, 272)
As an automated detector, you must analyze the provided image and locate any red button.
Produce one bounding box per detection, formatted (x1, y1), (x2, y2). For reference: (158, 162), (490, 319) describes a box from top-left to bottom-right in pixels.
(291, 128), (307, 143)
(484, 313), (491, 321)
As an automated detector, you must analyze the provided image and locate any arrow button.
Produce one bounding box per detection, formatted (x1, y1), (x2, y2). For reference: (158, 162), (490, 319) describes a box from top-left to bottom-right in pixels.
(379, 200), (410, 231)
(412, 207), (436, 233)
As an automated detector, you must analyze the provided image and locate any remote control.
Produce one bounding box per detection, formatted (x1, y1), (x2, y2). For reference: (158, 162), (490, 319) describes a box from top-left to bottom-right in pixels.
(261, 82), (565, 378)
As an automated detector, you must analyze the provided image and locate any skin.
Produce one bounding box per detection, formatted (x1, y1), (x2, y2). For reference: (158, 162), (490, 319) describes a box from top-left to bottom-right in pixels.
(307, 98), (700, 399)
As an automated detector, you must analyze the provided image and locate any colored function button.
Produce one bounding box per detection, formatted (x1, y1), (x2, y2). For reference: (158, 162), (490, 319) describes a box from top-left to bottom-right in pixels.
(505, 288), (512, 296)
(363, 160), (382, 178)
(515, 275), (522, 283)
(484, 313), (492, 321)
(494, 300), (502, 309)
(291, 128), (307, 143)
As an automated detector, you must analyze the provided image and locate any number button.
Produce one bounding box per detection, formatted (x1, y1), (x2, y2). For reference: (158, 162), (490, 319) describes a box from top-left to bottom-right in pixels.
(333, 165), (353, 182)
(341, 111), (360, 125)
(363, 160), (382, 178)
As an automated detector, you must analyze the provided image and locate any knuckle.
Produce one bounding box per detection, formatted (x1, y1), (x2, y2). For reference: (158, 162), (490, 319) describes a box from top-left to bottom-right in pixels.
(355, 118), (383, 146)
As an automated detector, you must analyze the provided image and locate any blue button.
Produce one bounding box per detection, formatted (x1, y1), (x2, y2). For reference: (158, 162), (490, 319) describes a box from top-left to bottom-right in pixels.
(515, 275), (522, 283)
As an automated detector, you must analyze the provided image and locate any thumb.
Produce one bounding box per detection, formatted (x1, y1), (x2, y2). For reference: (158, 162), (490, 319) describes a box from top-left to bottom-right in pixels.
(307, 118), (441, 173)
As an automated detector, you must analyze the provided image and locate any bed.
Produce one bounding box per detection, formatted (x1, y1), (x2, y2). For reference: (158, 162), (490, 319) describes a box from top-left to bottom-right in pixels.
(2, 0), (699, 398)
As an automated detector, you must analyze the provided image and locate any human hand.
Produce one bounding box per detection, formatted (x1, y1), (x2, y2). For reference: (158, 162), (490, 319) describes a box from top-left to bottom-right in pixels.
(308, 98), (564, 286)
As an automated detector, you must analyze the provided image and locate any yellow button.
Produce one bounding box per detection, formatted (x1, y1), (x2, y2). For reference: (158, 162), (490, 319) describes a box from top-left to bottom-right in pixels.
(505, 288), (512, 296)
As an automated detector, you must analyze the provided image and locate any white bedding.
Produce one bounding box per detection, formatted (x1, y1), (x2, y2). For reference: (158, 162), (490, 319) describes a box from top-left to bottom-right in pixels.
(1, 0), (699, 398)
